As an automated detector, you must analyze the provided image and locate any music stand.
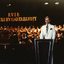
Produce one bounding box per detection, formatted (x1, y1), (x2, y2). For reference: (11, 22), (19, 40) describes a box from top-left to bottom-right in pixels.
(34, 39), (54, 64)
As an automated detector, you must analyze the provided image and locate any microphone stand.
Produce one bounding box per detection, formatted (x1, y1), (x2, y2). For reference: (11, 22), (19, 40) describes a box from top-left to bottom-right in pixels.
(47, 39), (54, 64)
(34, 38), (40, 64)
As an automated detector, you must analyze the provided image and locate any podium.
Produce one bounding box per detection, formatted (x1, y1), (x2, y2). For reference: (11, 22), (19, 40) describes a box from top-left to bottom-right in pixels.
(34, 39), (54, 64)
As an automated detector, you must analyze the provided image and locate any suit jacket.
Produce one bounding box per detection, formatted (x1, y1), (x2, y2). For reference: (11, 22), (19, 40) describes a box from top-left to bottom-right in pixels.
(40, 24), (56, 39)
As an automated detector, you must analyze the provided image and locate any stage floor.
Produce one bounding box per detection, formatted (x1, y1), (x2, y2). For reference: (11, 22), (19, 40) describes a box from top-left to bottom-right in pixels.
(0, 42), (64, 64)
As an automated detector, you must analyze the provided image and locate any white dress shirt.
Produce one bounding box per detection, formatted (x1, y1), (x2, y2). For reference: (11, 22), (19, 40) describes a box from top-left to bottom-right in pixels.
(40, 24), (56, 39)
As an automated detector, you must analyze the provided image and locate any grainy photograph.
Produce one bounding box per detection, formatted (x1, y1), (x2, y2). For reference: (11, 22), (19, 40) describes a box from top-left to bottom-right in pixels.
(0, 0), (64, 64)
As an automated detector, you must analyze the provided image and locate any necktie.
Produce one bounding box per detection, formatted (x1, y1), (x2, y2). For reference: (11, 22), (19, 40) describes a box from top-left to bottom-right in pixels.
(46, 24), (48, 33)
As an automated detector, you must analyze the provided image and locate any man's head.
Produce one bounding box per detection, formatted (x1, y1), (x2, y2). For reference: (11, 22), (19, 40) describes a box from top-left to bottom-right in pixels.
(45, 16), (50, 24)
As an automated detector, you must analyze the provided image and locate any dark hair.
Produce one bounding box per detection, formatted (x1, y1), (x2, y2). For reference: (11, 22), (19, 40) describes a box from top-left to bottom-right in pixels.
(45, 16), (49, 19)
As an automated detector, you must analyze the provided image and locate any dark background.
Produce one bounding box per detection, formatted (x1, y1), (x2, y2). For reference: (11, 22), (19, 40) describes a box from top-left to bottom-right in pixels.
(0, 0), (64, 25)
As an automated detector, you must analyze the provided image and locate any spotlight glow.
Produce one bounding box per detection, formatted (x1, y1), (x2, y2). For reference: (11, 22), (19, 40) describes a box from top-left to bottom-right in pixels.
(8, 4), (11, 6)
(44, 2), (49, 5)
(55, 2), (59, 5)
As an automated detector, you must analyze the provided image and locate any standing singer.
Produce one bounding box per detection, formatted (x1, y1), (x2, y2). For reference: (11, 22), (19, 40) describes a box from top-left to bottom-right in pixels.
(40, 16), (56, 64)
(40, 16), (56, 39)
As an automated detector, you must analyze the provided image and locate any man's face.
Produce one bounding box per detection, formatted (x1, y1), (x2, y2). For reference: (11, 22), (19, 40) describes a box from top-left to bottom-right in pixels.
(45, 17), (50, 24)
